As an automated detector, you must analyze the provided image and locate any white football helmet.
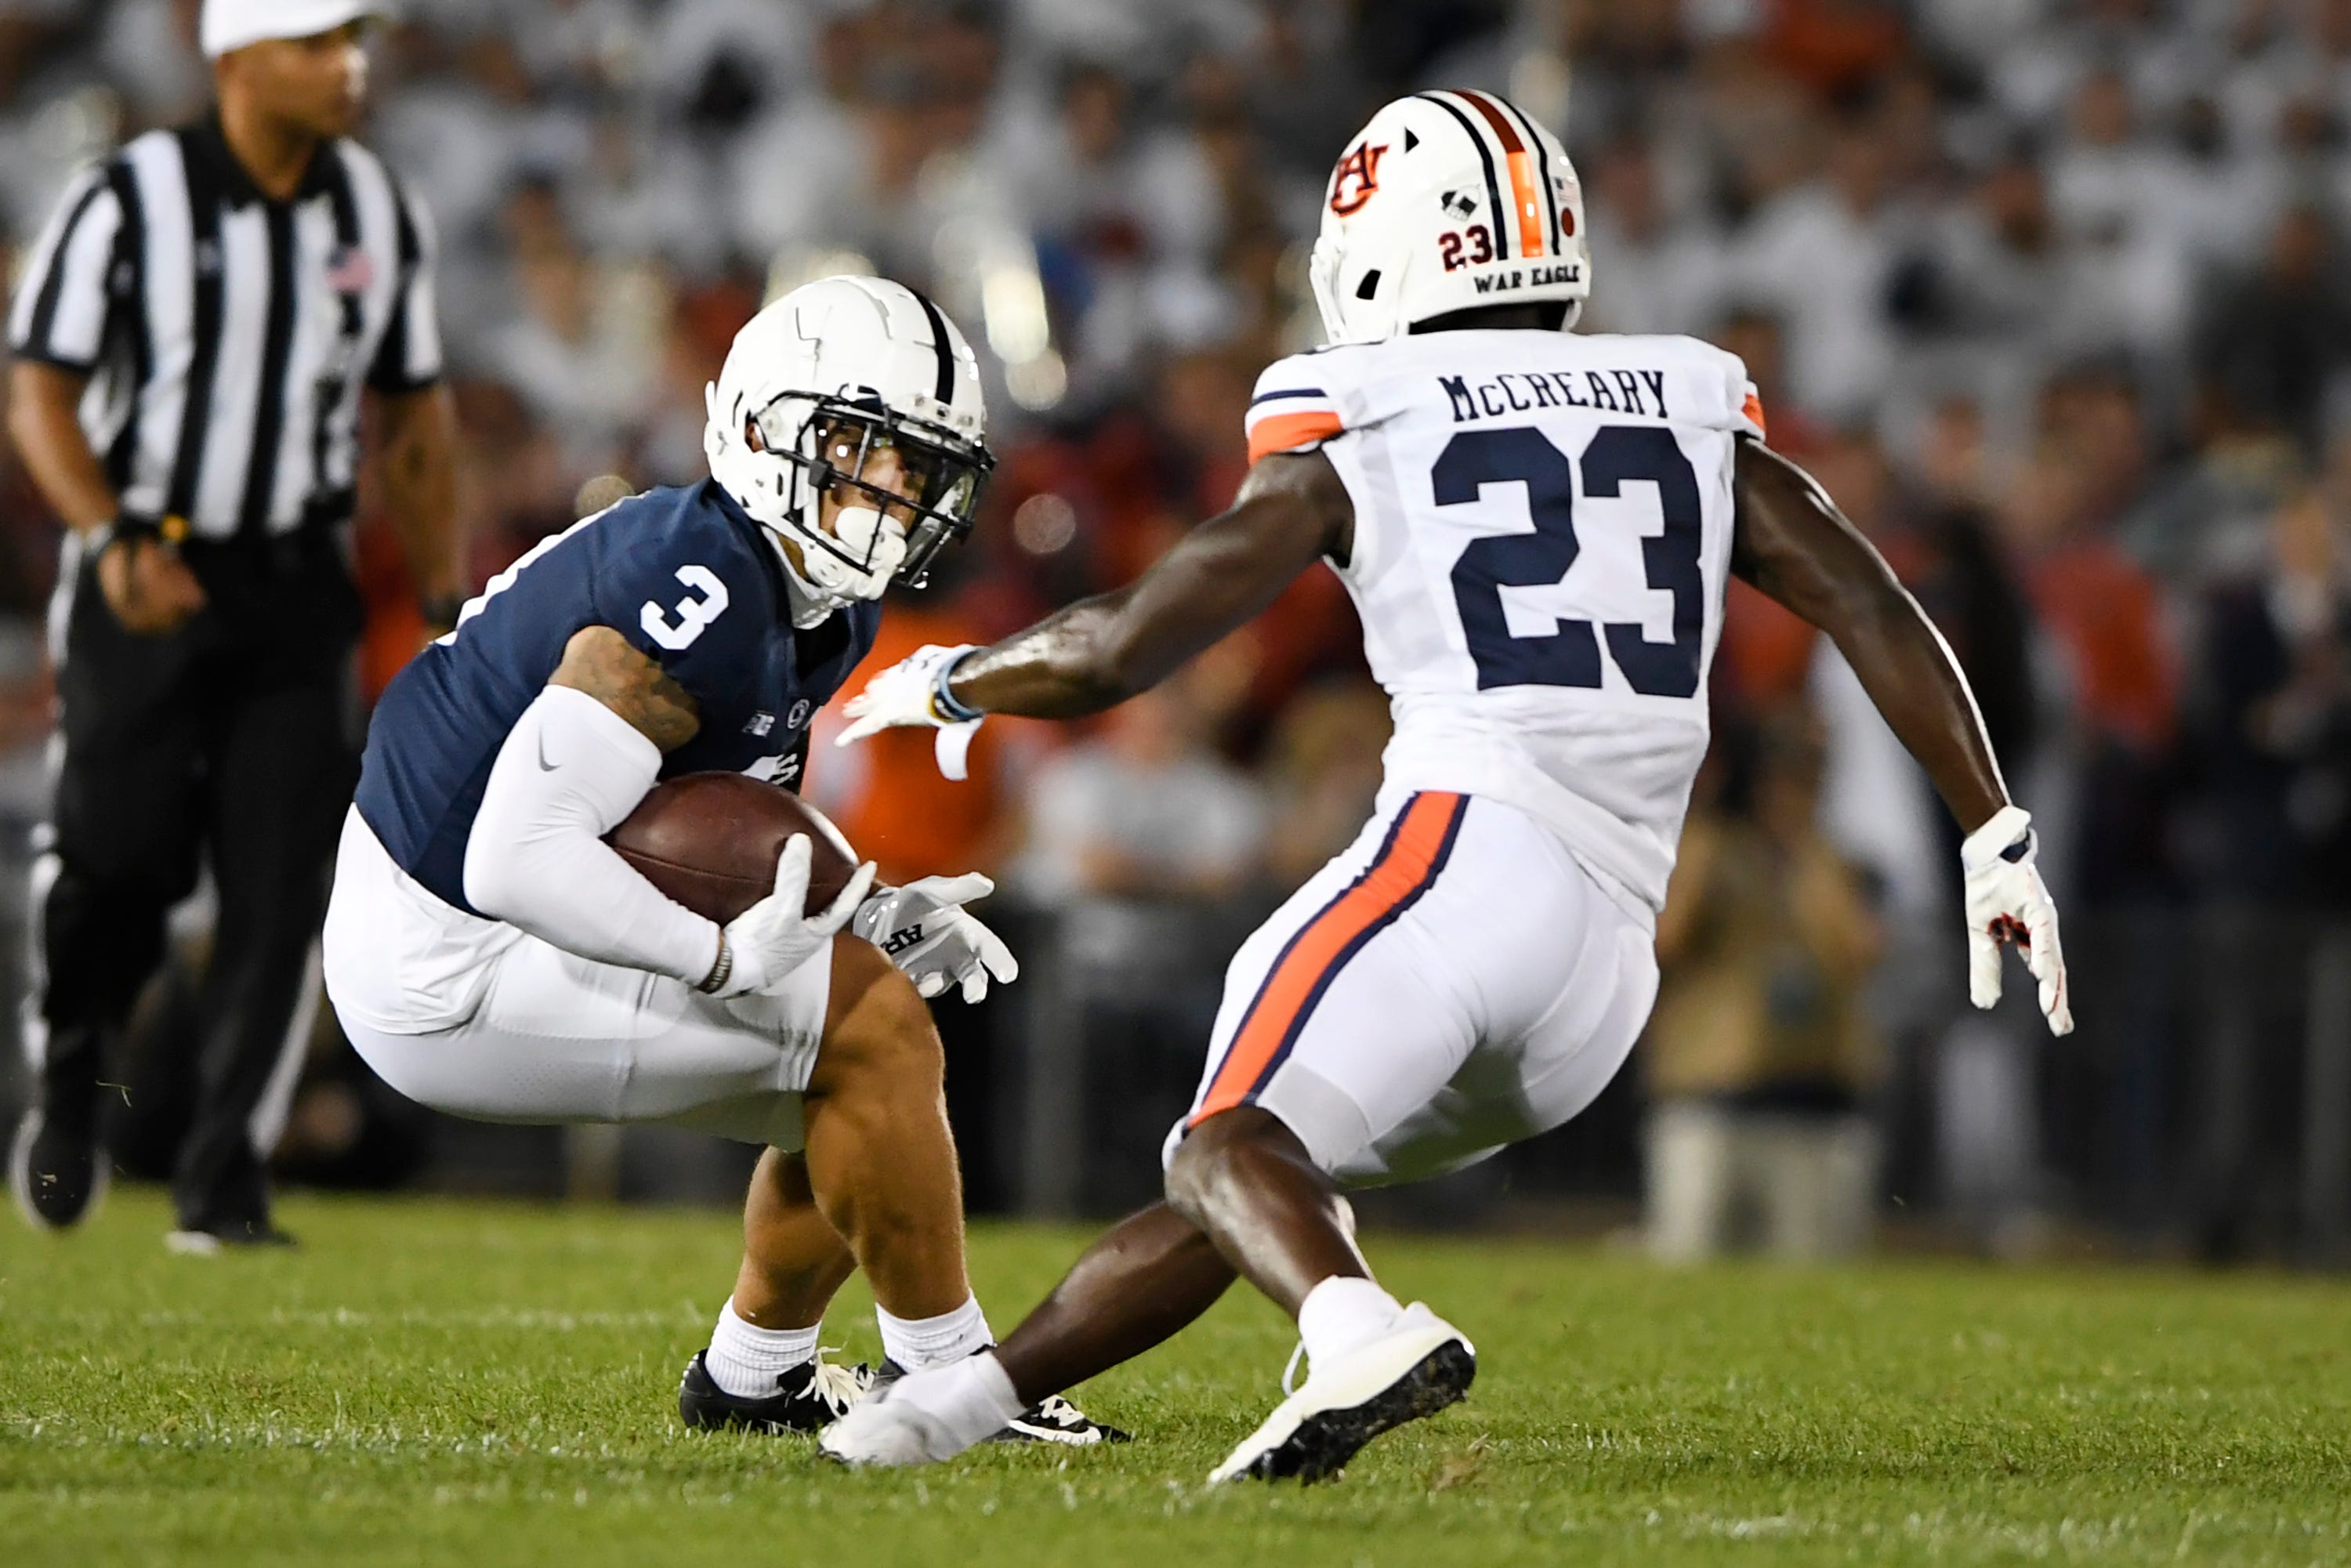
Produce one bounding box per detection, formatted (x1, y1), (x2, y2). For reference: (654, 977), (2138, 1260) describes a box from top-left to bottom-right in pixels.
(1309, 90), (1592, 345)
(705, 275), (993, 621)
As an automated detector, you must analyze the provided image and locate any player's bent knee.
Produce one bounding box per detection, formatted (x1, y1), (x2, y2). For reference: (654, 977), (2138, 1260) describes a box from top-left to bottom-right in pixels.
(813, 935), (942, 1092)
(1165, 1106), (1300, 1215)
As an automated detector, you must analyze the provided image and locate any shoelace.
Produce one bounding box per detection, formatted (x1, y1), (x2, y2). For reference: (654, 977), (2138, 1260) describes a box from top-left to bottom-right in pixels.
(1275, 1305), (1438, 1398)
(807, 1354), (872, 1415)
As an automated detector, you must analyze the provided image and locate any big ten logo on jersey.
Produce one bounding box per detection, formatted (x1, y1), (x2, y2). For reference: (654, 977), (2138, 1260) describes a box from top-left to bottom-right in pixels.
(1329, 139), (1389, 215)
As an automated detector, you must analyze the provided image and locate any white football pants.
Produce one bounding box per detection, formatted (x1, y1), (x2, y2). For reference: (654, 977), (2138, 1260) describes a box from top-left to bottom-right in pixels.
(1168, 785), (1658, 1187)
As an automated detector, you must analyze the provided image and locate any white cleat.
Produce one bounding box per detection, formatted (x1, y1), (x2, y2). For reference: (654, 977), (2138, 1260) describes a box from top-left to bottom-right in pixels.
(816, 1358), (1129, 1468)
(1207, 1304), (1475, 1485)
(817, 1385), (966, 1468)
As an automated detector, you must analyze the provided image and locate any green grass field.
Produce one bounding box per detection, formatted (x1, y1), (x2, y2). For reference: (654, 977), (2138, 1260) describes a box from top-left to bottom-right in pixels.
(5, 1190), (2350, 1567)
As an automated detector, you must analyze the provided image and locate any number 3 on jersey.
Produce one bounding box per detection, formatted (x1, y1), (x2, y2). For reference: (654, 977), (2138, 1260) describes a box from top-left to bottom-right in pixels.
(1439, 424), (1705, 697)
(642, 564), (730, 650)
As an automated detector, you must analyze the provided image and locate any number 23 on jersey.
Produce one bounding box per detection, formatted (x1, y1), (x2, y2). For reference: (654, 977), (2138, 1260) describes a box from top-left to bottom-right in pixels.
(1437, 422), (1707, 698)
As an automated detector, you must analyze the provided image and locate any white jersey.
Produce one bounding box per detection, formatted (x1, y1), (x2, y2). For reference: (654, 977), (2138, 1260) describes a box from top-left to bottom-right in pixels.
(1244, 329), (1765, 918)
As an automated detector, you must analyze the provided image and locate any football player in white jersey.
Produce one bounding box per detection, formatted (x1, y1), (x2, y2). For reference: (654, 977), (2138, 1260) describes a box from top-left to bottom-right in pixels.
(820, 92), (2073, 1482)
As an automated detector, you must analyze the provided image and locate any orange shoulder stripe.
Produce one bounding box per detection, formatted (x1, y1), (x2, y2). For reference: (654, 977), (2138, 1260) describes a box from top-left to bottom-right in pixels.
(1248, 408), (1345, 465)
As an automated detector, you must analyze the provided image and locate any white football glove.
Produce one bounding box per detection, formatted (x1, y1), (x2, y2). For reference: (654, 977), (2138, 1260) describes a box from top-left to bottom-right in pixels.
(707, 835), (877, 998)
(1960, 806), (2073, 1036)
(853, 872), (1018, 1003)
(836, 643), (984, 780)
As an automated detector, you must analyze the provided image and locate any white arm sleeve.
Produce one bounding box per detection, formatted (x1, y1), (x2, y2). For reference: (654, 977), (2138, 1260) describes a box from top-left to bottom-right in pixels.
(463, 684), (722, 986)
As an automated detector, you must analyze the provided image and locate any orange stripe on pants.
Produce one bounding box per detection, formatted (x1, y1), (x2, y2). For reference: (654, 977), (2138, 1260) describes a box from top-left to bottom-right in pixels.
(1190, 792), (1465, 1125)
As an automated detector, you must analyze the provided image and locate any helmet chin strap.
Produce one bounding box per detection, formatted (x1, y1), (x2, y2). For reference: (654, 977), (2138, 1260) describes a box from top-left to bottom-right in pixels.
(763, 527), (853, 629)
(769, 505), (904, 627)
(777, 566), (842, 630)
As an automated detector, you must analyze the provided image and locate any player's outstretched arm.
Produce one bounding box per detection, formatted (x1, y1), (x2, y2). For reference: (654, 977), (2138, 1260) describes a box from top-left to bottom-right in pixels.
(1730, 440), (2072, 1034)
(1730, 443), (2006, 826)
(841, 451), (1352, 747)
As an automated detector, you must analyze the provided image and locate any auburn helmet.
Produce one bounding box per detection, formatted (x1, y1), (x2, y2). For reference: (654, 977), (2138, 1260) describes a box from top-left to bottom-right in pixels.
(1310, 91), (1592, 345)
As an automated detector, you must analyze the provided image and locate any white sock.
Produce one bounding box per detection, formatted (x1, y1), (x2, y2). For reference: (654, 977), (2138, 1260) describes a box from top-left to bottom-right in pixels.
(704, 1298), (820, 1398)
(876, 1294), (993, 1371)
(886, 1349), (1026, 1450)
(1297, 1276), (1404, 1370)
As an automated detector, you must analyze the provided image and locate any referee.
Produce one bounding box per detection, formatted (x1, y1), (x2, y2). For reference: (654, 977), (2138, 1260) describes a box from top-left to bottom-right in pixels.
(6, 0), (459, 1249)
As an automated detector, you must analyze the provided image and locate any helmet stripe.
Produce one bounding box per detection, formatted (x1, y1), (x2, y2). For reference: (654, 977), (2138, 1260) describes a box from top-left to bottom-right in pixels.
(1483, 91), (1565, 258)
(1456, 90), (1546, 259)
(905, 288), (956, 405)
(1413, 92), (1511, 261)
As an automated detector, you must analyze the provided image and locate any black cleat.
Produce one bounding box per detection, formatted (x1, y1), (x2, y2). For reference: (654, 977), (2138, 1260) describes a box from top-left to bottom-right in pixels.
(10, 1106), (106, 1232)
(998, 1391), (1131, 1447)
(679, 1349), (875, 1434)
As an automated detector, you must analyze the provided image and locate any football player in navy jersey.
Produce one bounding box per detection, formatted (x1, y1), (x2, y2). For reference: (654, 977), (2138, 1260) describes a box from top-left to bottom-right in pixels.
(322, 276), (1118, 1445)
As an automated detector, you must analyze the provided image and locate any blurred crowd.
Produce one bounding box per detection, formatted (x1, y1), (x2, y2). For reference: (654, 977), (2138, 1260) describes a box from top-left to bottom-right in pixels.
(7, 0), (2351, 1259)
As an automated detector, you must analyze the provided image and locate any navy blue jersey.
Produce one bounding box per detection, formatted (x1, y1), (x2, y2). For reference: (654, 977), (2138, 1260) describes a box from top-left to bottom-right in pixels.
(355, 480), (879, 914)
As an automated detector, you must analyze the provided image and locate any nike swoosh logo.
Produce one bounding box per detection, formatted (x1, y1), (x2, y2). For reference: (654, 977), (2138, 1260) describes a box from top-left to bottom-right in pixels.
(537, 733), (557, 771)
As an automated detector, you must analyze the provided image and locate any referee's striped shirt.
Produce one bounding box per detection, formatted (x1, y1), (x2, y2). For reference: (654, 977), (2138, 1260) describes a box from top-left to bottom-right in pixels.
(6, 114), (442, 541)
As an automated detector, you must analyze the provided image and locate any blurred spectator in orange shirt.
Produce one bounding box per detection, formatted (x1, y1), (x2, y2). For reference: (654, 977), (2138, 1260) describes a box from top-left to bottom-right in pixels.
(2027, 525), (2176, 756)
(1764, 0), (1910, 100)
(2004, 431), (2176, 762)
(2003, 447), (2179, 908)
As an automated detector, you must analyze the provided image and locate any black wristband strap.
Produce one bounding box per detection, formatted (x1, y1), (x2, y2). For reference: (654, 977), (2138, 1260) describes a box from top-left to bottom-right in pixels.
(933, 650), (984, 723)
(88, 516), (160, 556)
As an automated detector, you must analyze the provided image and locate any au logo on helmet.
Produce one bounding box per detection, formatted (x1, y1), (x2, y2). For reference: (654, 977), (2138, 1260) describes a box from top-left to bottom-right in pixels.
(1328, 140), (1389, 215)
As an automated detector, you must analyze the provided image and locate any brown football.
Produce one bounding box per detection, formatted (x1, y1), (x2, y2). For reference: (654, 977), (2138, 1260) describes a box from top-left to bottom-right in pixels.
(605, 773), (859, 925)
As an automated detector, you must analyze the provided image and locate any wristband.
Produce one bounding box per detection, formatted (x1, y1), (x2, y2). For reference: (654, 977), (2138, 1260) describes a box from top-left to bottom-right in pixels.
(933, 650), (984, 722)
(696, 928), (733, 994)
(88, 516), (161, 556)
(1960, 805), (2035, 871)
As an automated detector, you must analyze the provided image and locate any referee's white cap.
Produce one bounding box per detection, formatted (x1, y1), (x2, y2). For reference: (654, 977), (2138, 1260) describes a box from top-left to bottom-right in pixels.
(201, 0), (393, 59)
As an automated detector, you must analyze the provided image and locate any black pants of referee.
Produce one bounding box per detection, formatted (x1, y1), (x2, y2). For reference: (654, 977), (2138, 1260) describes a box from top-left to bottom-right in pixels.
(32, 527), (361, 1233)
